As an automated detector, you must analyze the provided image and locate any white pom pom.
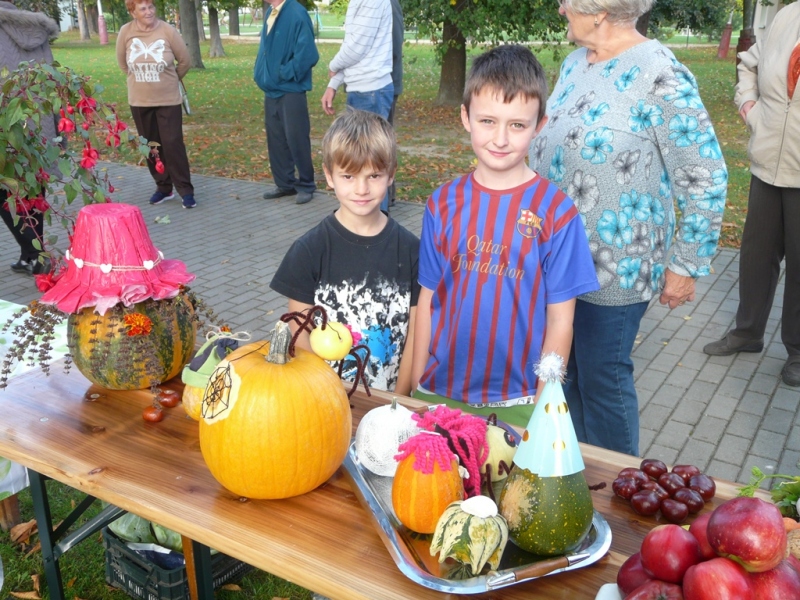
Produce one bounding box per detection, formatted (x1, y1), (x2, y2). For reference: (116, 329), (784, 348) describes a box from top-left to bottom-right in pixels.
(534, 352), (565, 383)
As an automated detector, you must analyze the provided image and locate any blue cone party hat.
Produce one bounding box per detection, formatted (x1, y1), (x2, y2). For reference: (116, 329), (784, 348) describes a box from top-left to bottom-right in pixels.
(512, 352), (585, 477)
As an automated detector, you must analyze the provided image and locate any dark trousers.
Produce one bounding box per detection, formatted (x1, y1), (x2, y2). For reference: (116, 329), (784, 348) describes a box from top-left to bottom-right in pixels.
(731, 175), (800, 356)
(1, 190), (43, 262)
(130, 105), (194, 197)
(264, 92), (315, 193)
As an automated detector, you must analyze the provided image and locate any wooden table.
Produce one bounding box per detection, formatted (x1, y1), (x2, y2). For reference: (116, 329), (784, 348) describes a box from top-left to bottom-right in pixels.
(0, 364), (755, 600)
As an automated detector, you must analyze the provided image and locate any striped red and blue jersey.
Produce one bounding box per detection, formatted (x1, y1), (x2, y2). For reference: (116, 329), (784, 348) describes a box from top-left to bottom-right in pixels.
(418, 172), (599, 405)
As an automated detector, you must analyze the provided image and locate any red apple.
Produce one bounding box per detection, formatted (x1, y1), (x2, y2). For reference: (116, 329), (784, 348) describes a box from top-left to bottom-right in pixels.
(749, 559), (800, 600)
(688, 511), (716, 560)
(683, 557), (753, 600)
(624, 580), (683, 600)
(640, 524), (702, 583)
(707, 497), (787, 572)
(616, 552), (653, 596)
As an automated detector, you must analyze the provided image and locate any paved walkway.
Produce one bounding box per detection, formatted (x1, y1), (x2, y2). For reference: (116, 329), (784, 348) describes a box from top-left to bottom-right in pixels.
(1, 162), (797, 487)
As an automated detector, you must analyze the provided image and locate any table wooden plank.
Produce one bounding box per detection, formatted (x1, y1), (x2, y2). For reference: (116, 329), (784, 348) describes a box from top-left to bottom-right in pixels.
(0, 364), (760, 599)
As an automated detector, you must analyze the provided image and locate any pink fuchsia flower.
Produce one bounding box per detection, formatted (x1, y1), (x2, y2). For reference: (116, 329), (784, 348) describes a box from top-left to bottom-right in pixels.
(154, 159), (165, 174)
(76, 94), (97, 116)
(80, 144), (99, 169)
(57, 117), (75, 133)
(106, 133), (120, 148)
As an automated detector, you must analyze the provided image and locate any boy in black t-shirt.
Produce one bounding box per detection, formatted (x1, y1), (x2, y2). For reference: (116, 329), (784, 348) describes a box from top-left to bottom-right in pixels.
(270, 110), (420, 394)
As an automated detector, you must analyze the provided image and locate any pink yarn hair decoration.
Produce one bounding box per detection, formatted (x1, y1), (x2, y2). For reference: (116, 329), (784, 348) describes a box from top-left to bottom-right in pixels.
(394, 431), (455, 474)
(413, 406), (488, 497)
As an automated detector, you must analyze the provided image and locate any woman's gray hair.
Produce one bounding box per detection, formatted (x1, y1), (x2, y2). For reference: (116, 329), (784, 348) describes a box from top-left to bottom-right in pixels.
(566, 0), (654, 24)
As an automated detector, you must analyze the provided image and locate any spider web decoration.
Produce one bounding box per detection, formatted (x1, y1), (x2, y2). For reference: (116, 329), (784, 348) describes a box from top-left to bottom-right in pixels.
(201, 340), (271, 420)
(202, 363), (232, 419)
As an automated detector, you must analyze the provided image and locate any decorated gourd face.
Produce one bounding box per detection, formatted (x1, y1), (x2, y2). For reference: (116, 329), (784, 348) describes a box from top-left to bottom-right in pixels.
(391, 431), (464, 534)
(481, 418), (518, 484)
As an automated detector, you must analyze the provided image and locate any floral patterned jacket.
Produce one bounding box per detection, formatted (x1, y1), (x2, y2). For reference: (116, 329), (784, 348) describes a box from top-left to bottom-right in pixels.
(529, 39), (727, 307)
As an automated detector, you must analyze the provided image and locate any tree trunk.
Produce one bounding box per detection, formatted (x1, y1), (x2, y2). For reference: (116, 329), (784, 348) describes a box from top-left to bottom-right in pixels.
(196, 0), (206, 42)
(635, 10), (650, 37)
(435, 20), (466, 106)
(178, 0), (205, 68)
(86, 3), (99, 34)
(228, 1), (239, 36)
(76, 0), (91, 40)
(208, 6), (226, 57)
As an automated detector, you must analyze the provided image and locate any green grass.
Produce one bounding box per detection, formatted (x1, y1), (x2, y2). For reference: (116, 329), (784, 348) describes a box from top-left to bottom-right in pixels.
(0, 35), (751, 599)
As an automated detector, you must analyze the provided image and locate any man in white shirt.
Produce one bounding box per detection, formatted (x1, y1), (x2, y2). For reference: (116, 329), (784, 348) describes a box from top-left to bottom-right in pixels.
(320, 0), (393, 119)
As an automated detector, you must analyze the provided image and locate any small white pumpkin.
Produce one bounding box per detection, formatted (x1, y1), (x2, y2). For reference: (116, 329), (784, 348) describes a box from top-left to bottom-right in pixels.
(355, 397), (418, 476)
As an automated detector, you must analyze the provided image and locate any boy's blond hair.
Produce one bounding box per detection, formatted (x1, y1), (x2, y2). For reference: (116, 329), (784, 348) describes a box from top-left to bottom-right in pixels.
(322, 109), (397, 174)
(463, 45), (549, 122)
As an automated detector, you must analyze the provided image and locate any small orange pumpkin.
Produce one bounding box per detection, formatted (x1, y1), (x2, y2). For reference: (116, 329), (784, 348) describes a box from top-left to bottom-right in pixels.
(392, 432), (464, 534)
(198, 321), (352, 499)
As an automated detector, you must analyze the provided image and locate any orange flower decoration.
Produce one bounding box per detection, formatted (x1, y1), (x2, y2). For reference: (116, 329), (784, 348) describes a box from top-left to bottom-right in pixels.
(124, 313), (152, 337)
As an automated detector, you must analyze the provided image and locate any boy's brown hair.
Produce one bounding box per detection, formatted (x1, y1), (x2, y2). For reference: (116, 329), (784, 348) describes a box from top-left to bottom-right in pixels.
(462, 44), (549, 121)
(322, 109), (397, 175)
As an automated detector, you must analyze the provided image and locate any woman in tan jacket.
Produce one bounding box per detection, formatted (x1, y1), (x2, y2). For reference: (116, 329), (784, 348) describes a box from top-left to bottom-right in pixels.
(116, 0), (196, 208)
(704, 2), (800, 387)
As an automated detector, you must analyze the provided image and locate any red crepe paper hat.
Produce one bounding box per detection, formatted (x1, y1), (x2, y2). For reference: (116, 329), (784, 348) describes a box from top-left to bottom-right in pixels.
(39, 203), (195, 315)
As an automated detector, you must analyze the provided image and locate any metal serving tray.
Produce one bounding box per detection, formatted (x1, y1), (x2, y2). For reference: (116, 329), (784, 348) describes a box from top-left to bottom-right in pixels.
(342, 442), (613, 594)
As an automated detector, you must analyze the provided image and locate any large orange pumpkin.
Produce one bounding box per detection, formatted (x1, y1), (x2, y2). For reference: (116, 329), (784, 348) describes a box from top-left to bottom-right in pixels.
(392, 433), (464, 534)
(198, 321), (352, 499)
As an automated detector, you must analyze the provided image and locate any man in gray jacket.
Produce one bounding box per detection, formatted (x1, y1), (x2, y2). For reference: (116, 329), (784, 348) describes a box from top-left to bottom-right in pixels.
(703, 2), (800, 387)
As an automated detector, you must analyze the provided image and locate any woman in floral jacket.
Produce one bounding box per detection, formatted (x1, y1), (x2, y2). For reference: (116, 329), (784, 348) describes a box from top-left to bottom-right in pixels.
(529, 0), (727, 456)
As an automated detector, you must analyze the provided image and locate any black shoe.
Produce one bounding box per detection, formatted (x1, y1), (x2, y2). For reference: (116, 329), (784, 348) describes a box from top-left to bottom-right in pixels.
(262, 188), (297, 200)
(703, 334), (764, 356)
(31, 256), (51, 275)
(782, 357), (800, 387)
(295, 191), (314, 205)
(10, 260), (33, 275)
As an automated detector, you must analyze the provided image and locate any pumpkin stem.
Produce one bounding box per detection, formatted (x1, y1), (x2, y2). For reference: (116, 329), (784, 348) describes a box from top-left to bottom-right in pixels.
(267, 321), (293, 364)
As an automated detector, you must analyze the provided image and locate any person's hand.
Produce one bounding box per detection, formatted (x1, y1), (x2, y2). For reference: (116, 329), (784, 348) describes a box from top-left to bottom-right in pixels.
(659, 270), (696, 310)
(739, 100), (756, 123)
(321, 87), (336, 116)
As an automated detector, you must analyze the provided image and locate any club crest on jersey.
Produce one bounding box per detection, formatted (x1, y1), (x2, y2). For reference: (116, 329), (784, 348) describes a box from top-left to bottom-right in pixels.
(517, 208), (542, 239)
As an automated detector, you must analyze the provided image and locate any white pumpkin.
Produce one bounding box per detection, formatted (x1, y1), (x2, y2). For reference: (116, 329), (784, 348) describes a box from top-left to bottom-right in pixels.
(355, 397), (418, 476)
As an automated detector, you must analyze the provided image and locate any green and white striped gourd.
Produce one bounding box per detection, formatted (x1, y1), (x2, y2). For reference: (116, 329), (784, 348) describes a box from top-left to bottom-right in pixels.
(430, 495), (509, 577)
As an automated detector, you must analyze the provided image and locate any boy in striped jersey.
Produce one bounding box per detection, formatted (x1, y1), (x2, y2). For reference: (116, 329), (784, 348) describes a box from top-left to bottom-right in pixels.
(410, 45), (599, 427)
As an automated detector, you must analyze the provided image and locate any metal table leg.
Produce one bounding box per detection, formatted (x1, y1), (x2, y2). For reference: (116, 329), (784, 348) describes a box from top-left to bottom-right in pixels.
(27, 470), (126, 600)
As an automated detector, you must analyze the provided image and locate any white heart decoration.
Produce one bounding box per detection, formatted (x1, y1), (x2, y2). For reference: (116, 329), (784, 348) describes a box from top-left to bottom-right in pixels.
(100, 263), (112, 273)
(143, 260), (154, 270)
(74, 258), (84, 268)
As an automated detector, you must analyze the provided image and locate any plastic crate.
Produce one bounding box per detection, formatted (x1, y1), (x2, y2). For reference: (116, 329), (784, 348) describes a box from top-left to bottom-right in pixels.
(102, 528), (252, 600)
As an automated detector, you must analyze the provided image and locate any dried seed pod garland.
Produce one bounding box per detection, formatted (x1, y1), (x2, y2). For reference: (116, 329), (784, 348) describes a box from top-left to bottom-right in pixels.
(0, 288), (221, 391)
(198, 320), (352, 500)
(280, 305), (372, 398)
